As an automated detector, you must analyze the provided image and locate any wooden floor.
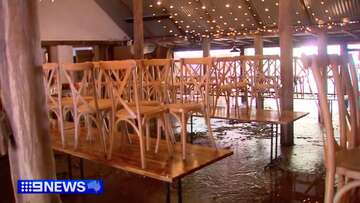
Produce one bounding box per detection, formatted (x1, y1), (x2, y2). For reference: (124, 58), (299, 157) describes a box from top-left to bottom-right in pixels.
(51, 125), (233, 183)
(207, 107), (309, 125)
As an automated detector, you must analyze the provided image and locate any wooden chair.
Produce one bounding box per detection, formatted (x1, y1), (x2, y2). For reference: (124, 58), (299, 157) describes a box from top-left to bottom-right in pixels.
(302, 54), (360, 203)
(42, 63), (65, 146)
(61, 62), (108, 153)
(102, 60), (173, 169)
(213, 57), (249, 116)
(249, 56), (281, 113)
(167, 57), (217, 160)
(139, 59), (175, 152)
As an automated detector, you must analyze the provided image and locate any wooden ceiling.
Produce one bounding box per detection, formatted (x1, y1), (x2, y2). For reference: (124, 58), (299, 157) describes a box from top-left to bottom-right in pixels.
(97, 0), (360, 49)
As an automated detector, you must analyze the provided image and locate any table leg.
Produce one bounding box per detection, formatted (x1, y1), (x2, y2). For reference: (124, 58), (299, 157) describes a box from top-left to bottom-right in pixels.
(190, 115), (194, 144)
(178, 179), (183, 203)
(275, 124), (278, 158)
(270, 124), (274, 163)
(67, 155), (72, 179)
(80, 158), (84, 179)
(166, 182), (171, 203)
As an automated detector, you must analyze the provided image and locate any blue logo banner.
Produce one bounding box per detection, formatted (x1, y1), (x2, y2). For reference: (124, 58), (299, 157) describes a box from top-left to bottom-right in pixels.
(17, 180), (103, 194)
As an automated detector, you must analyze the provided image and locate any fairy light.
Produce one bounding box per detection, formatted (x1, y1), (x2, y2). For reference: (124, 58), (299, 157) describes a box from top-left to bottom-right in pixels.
(144, 0), (357, 41)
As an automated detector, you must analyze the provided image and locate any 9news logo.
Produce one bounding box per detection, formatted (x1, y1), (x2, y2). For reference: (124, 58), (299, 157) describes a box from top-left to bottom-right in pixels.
(17, 180), (103, 194)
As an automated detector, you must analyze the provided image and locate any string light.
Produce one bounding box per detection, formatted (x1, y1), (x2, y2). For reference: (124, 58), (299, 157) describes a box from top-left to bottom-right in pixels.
(145, 0), (357, 41)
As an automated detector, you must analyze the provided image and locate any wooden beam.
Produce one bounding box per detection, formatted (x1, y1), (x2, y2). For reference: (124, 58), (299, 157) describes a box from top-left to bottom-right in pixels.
(202, 38), (211, 57)
(125, 14), (171, 23)
(0, 1), (60, 202)
(279, 0), (294, 146)
(254, 35), (264, 109)
(242, 0), (263, 28)
(342, 30), (359, 40)
(299, 0), (314, 25)
(118, 0), (154, 37)
(133, 0), (144, 59)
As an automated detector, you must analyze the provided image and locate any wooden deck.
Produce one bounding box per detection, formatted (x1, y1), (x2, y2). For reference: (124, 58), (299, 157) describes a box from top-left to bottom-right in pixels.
(206, 108), (309, 125)
(51, 126), (233, 183)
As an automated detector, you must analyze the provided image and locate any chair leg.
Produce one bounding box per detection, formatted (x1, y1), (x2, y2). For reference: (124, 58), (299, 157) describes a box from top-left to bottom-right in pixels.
(160, 115), (174, 155)
(181, 113), (187, 160)
(204, 112), (217, 149)
(107, 123), (116, 160)
(146, 120), (150, 151)
(155, 119), (161, 153)
(85, 115), (93, 141)
(164, 113), (176, 144)
(74, 114), (80, 149)
(324, 170), (335, 203)
(58, 109), (65, 147)
(138, 126), (146, 169)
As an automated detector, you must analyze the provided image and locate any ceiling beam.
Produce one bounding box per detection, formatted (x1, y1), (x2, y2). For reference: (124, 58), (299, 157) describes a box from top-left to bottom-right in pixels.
(342, 30), (359, 40)
(299, 0), (313, 26)
(242, 0), (263, 28)
(118, 0), (154, 37)
(125, 14), (171, 23)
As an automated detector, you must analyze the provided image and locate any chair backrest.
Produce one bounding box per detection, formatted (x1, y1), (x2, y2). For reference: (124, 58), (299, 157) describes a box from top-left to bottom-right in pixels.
(302, 54), (359, 169)
(139, 59), (171, 104)
(179, 57), (214, 106)
(99, 60), (139, 119)
(214, 57), (239, 87)
(42, 63), (61, 108)
(61, 62), (98, 111)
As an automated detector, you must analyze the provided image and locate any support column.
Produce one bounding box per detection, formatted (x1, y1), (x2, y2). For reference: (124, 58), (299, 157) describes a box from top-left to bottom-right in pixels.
(240, 47), (248, 104)
(254, 35), (264, 109)
(279, 0), (294, 146)
(49, 45), (74, 83)
(93, 45), (110, 61)
(133, 0), (144, 59)
(254, 35), (263, 55)
(202, 38), (211, 57)
(317, 32), (328, 123)
(0, 1), (60, 202)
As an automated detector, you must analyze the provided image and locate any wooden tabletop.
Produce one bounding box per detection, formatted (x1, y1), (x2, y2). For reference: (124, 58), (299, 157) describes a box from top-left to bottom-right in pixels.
(207, 107), (309, 125)
(52, 127), (233, 183)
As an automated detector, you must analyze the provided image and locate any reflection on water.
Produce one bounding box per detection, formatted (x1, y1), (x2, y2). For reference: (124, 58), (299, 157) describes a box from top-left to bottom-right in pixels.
(0, 100), (327, 203)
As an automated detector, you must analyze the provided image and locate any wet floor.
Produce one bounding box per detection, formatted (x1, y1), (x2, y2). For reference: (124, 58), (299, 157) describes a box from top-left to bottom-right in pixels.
(0, 99), (327, 203)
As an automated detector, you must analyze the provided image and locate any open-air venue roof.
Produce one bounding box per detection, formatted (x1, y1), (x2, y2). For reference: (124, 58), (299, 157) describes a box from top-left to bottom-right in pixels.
(94, 0), (360, 50)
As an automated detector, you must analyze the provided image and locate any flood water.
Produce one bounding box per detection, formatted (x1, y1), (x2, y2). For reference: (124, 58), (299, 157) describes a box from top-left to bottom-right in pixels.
(0, 99), (327, 203)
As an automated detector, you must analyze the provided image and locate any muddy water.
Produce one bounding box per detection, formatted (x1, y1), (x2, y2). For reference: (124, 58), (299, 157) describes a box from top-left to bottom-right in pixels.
(0, 99), (327, 203)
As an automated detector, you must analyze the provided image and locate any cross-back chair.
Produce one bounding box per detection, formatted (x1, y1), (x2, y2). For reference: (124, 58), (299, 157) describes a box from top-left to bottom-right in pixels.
(102, 60), (173, 169)
(167, 57), (217, 160)
(213, 57), (249, 116)
(42, 63), (65, 146)
(61, 62), (107, 153)
(140, 59), (175, 152)
(302, 54), (360, 203)
(249, 55), (281, 113)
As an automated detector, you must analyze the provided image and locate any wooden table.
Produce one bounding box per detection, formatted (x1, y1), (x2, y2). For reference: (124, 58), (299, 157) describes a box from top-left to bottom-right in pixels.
(193, 108), (309, 166)
(51, 126), (232, 203)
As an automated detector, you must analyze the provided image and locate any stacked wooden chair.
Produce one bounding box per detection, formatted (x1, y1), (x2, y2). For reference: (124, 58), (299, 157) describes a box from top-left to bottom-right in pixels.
(249, 56), (282, 113)
(61, 62), (108, 153)
(42, 63), (65, 146)
(102, 60), (173, 169)
(167, 57), (217, 159)
(212, 57), (249, 116)
(302, 54), (360, 203)
(139, 59), (175, 153)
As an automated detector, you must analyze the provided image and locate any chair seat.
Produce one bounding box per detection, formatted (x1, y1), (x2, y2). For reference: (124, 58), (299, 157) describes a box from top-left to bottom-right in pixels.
(116, 105), (168, 119)
(77, 99), (112, 113)
(129, 101), (162, 106)
(167, 103), (203, 113)
(336, 148), (360, 173)
(48, 96), (94, 108)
